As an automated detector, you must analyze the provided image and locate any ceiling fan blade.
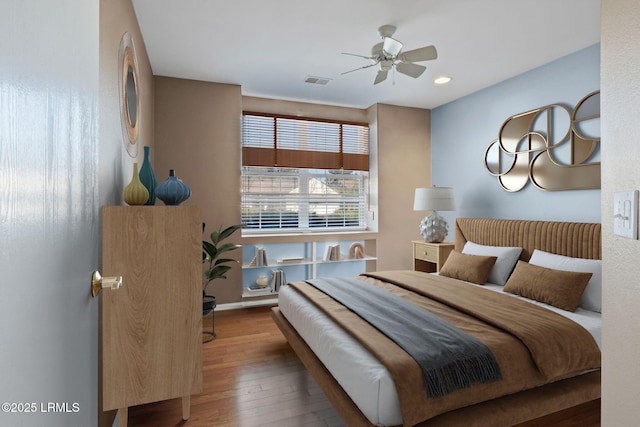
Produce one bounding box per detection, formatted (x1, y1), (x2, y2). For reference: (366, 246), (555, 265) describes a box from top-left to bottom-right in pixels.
(341, 62), (379, 75)
(400, 45), (438, 63)
(374, 69), (388, 85)
(382, 36), (403, 57)
(396, 62), (427, 78)
(342, 52), (375, 60)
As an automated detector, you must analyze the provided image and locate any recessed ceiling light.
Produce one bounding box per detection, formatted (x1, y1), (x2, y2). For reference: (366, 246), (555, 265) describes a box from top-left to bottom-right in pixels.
(434, 76), (452, 85)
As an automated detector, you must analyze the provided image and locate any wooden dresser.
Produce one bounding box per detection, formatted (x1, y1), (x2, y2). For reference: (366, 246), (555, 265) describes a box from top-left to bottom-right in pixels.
(100, 206), (202, 427)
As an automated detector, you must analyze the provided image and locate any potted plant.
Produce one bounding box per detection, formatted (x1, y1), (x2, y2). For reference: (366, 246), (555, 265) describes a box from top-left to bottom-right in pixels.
(202, 224), (242, 311)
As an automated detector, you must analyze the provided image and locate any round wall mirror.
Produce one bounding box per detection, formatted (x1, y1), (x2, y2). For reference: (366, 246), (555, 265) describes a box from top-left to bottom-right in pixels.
(125, 66), (137, 128)
(118, 32), (140, 157)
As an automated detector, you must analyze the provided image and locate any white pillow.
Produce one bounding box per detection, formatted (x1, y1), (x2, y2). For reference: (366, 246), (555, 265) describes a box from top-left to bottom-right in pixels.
(528, 249), (602, 313)
(462, 241), (522, 286)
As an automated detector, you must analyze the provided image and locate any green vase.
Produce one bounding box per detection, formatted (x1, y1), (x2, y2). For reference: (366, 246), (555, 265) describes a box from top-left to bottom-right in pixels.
(123, 162), (149, 205)
(139, 146), (156, 205)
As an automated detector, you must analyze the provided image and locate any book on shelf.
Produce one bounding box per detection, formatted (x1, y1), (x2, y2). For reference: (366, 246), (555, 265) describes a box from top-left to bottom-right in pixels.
(277, 256), (305, 264)
(269, 269), (287, 293)
(244, 287), (273, 296)
(322, 244), (341, 261)
(249, 247), (268, 266)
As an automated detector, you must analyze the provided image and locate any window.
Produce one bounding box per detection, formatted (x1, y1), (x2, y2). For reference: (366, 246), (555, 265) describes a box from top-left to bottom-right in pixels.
(241, 113), (369, 233)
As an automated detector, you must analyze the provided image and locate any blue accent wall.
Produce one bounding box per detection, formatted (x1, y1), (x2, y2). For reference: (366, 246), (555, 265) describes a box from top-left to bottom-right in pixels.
(431, 44), (600, 226)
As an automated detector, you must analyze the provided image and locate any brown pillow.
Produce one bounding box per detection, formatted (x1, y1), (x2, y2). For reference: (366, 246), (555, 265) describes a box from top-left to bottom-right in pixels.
(439, 251), (497, 285)
(503, 261), (592, 312)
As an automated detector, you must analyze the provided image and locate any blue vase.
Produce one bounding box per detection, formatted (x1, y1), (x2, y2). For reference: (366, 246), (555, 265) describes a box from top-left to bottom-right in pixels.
(139, 146), (157, 205)
(156, 169), (191, 206)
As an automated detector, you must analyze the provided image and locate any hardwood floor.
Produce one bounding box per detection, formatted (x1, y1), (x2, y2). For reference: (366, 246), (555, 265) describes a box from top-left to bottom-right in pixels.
(128, 305), (344, 427)
(128, 305), (600, 427)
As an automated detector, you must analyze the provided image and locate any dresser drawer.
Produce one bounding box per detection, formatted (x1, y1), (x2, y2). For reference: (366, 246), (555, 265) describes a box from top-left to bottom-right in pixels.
(414, 242), (438, 263)
(412, 241), (454, 273)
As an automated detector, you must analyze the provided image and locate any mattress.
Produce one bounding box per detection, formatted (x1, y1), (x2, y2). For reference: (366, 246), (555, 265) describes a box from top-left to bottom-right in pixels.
(277, 278), (602, 427)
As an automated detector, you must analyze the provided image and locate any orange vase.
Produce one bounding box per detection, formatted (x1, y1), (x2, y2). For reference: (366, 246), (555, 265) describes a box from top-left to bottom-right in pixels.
(123, 162), (149, 205)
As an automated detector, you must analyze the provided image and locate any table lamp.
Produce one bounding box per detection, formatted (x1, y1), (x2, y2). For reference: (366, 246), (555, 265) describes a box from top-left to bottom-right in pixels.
(413, 187), (455, 243)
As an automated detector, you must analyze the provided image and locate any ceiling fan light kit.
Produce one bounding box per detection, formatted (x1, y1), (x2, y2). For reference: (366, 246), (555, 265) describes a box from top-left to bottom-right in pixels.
(342, 24), (438, 85)
(382, 36), (403, 57)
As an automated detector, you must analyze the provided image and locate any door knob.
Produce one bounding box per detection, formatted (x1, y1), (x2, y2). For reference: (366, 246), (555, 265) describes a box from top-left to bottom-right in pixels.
(91, 271), (123, 297)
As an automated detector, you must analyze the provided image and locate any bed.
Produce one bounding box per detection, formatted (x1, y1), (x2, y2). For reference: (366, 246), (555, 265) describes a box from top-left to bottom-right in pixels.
(271, 218), (602, 427)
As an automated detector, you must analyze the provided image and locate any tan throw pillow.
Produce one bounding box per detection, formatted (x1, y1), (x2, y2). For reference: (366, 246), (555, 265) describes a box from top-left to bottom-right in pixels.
(439, 251), (497, 285)
(462, 241), (523, 286)
(503, 261), (592, 312)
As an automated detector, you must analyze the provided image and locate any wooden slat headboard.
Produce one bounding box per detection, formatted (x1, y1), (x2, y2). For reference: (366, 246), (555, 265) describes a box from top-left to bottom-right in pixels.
(454, 218), (602, 261)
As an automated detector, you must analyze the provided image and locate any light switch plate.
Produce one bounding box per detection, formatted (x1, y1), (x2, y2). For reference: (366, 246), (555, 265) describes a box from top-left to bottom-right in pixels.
(614, 190), (638, 239)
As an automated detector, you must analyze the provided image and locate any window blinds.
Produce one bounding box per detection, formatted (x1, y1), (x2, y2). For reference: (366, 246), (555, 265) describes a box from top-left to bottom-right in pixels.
(241, 168), (366, 231)
(242, 112), (369, 171)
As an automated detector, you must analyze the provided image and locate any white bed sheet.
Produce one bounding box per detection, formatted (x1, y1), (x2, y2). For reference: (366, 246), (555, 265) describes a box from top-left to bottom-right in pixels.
(279, 284), (402, 426)
(277, 278), (602, 427)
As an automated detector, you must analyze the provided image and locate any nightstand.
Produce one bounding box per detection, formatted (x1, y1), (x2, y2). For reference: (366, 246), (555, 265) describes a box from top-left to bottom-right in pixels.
(412, 241), (455, 273)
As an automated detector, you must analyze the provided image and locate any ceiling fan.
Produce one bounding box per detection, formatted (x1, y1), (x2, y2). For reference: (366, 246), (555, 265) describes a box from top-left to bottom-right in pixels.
(342, 24), (438, 85)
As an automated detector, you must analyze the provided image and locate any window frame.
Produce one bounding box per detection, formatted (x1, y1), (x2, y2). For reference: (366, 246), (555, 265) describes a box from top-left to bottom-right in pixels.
(241, 112), (370, 235)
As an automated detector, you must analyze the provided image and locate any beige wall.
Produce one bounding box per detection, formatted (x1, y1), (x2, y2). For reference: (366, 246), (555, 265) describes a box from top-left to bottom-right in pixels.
(153, 89), (431, 303)
(154, 77), (243, 303)
(372, 104), (431, 270)
(243, 96), (369, 122)
(99, 1), (154, 424)
(601, 0), (640, 423)
(99, 0), (154, 206)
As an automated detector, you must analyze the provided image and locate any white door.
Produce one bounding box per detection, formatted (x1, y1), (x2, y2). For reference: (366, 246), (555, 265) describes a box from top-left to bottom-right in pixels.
(0, 1), (100, 426)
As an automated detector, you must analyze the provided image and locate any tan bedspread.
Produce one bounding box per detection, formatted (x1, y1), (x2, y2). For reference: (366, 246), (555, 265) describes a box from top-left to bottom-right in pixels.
(287, 270), (601, 427)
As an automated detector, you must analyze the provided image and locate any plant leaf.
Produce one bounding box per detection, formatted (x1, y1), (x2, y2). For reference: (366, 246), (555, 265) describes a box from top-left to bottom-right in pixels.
(202, 241), (217, 258)
(217, 224), (243, 242)
(214, 258), (238, 266)
(216, 243), (241, 255)
(207, 265), (232, 280)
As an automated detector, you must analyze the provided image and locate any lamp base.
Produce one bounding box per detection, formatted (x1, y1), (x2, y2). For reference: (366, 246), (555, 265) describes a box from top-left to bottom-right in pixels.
(419, 211), (449, 243)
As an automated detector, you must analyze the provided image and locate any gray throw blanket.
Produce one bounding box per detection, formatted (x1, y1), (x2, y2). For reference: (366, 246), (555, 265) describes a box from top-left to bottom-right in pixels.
(305, 277), (502, 397)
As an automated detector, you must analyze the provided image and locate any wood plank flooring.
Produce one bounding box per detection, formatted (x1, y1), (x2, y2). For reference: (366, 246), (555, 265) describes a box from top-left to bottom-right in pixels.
(127, 305), (600, 427)
(128, 305), (343, 427)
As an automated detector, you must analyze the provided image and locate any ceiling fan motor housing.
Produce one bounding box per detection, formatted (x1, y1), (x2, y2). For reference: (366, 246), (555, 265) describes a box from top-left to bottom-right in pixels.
(377, 24), (397, 38)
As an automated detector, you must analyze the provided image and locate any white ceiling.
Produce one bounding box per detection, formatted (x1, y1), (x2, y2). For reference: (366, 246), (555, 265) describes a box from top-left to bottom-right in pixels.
(131, 0), (600, 110)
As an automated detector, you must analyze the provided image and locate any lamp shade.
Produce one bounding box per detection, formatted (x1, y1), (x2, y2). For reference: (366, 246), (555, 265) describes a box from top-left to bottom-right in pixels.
(413, 187), (455, 211)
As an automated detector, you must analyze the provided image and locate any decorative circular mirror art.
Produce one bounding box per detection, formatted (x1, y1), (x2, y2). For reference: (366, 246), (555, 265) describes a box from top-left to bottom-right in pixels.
(118, 32), (140, 157)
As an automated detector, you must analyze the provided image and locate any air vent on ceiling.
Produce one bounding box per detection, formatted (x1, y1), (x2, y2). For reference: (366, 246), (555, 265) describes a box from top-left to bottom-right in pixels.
(305, 75), (332, 85)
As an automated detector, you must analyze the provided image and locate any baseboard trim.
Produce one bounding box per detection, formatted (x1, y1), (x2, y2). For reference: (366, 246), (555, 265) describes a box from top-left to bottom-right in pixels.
(216, 298), (278, 311)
